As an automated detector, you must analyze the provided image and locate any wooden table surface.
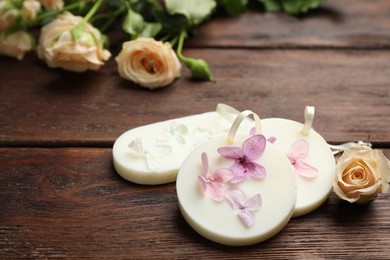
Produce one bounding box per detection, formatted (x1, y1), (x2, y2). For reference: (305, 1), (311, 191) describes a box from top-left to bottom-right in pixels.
(1, 0), (390, 258)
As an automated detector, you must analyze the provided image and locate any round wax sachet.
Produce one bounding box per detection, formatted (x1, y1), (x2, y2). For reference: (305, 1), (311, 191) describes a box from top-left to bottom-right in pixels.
(176, 111), (297, 246)
(261, 107), (336, 217)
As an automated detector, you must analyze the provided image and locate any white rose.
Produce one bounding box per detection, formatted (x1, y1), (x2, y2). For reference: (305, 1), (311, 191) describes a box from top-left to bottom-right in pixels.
(115, 37), (181, 89)
(39, 0), (64, 10)
(37, 12), (111, 72)
(333, 145), (390, 204)
(0, 30), (34, 60)
(22, 0), (41, 22)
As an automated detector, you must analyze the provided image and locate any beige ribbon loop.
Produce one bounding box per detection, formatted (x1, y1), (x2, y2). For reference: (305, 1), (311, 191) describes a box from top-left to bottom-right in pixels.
(216, 103), (243, 123)
(301, 106), (315, 136)
(227, 110), (262, 145)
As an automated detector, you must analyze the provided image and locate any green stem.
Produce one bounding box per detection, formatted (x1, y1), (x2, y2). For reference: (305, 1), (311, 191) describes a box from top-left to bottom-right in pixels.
(176, 30), (189, 62)
(99, 6), (126, 32)
(159, 33), (173, 43)
(83, 0), (104, 22)
(170, 36), (179, 48)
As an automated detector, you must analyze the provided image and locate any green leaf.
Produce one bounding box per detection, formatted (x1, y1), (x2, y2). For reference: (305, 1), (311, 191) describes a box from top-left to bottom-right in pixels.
(258, 0), (324, 15)
(218, 0), (248, 16)
(165, 0), (217, 25)
(259, 0), (282, 12)
(122, 8), (162, 38)
(283, 0), (324, 15)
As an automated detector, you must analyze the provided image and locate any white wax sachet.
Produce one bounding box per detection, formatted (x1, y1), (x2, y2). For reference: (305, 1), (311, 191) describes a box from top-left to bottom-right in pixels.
(113, 111), (234, 185)
(177, 109), (297, 246)
(261, 109), (335, 217)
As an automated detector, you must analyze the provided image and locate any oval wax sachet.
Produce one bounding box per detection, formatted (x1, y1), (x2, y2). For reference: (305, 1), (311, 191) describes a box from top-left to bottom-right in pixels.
(113, 111), (236, 185)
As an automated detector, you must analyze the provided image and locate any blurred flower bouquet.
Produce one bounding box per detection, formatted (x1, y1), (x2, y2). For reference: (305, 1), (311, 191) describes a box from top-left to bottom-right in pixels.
(0, 0), (325, 88)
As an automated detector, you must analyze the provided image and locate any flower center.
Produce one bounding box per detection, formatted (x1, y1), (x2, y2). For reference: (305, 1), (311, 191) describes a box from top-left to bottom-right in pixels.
(239, 156), (247, 163)
(141, 58), (156, 74)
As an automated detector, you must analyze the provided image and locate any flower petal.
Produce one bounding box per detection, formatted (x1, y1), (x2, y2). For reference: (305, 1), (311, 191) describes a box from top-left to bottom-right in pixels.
(294, 161), (319, 178)
(267, 136), (277, 144)
(174, 123), (189, 135)
(242, 134), (266, 160)
(197, 175), (208, 193)
(205, 182), (225, 201)
(244, 193), (262, 211)
(201, 152), (209, 178)
(213, 168), (235, 183)
(238, 209), (255, 227)
(287, 139), (310, 162)
(247, 161), (266, 179)
(229, 163), (247, 183)
(225, 189), (246, 209)
(217, 146), (242, 160)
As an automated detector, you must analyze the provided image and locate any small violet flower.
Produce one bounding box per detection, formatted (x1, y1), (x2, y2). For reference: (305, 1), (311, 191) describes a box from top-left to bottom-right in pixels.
(225, 189), (262, 227)
(198, 152), (235, 201)
(287, 139), (318, 178)
(217, 134), (267, 183)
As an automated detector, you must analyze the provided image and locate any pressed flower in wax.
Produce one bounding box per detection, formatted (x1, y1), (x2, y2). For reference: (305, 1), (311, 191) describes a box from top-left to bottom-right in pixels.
(197, 152), (234, 201)
(217, 134), (267, 183)
(287, 139), (318, 178)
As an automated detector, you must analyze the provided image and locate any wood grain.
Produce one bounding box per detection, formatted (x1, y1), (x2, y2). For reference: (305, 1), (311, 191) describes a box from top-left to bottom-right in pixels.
(1, 148), (389, 258)
(1, 0), (390, 258)
(1, 49), (389, 146)
(188, 0), (390, 48)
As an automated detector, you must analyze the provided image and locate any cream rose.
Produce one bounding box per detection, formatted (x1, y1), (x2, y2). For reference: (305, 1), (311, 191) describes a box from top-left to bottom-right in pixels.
(22, 0), (41, 22)
(0, 2), (20, 33)
(333, 145), (390, 204)
(39, 0), (64, 10)
(115, 38), (181, 89)
(0, 30), (34, 60)
(37, 12), (111, 72)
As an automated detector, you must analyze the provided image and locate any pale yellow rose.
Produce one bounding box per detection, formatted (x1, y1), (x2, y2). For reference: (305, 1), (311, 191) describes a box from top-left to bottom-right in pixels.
(0, 2), (20, 33)
(115, 38), (181, 89)
(333, 145), (390, 204)
(0, 30), (34, 60)
(37, 12), (111, 72)
(39, 0), (64, 10)
(22, 0), (41, 22)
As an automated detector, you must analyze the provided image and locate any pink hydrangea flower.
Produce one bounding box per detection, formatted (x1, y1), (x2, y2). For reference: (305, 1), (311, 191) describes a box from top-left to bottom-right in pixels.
(198, 152), (235, 201)
(287, 139), (318, 178)
(217, 134), (267, 183)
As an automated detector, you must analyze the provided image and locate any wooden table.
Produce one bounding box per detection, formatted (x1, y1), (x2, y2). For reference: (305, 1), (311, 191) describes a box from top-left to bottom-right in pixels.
(1, 0), (390, 258)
